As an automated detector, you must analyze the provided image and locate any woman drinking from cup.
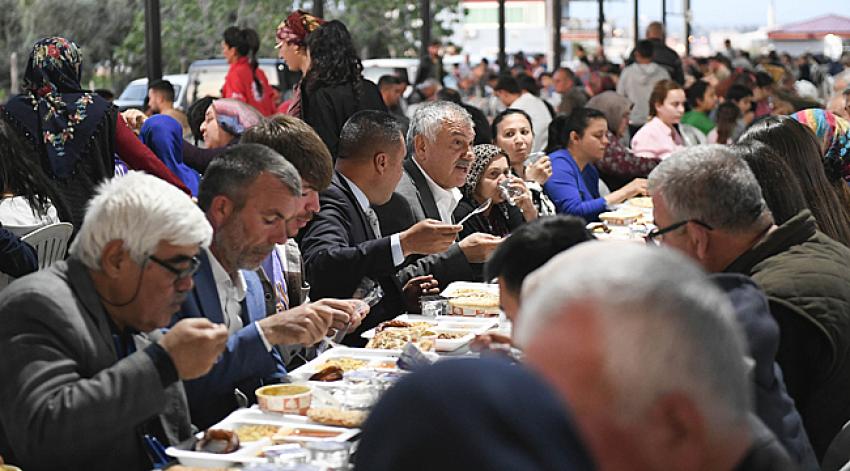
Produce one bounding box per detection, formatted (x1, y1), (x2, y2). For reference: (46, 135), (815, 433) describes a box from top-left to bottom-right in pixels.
(454, 144), (538, 240)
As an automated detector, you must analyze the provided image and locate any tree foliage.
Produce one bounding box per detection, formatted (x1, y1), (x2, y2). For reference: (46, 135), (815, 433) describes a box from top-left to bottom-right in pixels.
(1, 0), (459, 99)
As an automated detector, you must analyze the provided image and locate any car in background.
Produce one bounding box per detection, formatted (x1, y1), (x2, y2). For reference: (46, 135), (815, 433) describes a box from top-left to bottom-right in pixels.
(114, 74), (188, 111)
(361, 58), (419, 86)
(179, 58), (300, 111)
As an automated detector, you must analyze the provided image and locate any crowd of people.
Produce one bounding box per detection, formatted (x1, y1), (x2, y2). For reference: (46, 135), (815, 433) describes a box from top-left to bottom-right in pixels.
(1, 11), (850, 471)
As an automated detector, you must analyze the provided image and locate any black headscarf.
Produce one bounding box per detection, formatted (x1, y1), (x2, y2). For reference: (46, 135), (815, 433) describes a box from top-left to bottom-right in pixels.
(4, 37), (110, 179)
(354, 358), (596, 471)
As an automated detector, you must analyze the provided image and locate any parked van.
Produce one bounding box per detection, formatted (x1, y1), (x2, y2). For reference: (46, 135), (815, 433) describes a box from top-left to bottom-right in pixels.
(114, 74), (188, 111)
(179, 58), (300, 111)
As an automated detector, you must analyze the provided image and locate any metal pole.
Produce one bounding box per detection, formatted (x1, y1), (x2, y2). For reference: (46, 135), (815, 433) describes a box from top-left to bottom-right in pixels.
(313, 0), (323, 19)
(552, 0), (562, 68)
(598, 0), (605, 48)
(498, 0), (506, 71)
(144, 0), (162, 83)
(420, 0), (431, 61)
(661, 0), (666, 33)
(684, 0), (691, 56)
(633, 0), (639, 45)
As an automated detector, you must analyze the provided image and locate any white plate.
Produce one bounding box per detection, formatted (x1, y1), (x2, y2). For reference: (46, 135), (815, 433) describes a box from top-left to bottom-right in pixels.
(288, 347), (408, 381)
(440, 281), (499, 298)
(359, 315), (497, 353)
(166, 408), (360, 467)
(216, 408), (360, 443)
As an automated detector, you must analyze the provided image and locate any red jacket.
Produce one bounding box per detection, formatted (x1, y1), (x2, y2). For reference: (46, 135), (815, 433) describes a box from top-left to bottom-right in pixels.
(221, 57), (277, 116)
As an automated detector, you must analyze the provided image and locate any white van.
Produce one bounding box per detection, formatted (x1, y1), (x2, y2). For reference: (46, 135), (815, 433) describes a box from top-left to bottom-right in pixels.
(114, 74), (188, 111)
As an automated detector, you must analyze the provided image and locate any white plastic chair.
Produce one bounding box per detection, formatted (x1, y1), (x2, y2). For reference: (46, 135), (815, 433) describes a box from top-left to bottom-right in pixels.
(21, 222), (74, 269)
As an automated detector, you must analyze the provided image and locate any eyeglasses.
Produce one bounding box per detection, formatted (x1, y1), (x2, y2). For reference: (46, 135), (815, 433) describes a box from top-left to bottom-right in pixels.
(148, 255), (202, 281)
(645, 219), (713, 245)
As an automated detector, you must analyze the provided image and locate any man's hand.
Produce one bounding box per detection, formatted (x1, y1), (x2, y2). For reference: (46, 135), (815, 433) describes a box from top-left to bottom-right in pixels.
(310, 298), (369, 336)
(121, 109), (147, 135)
(160, 318), (229, 380)
(458, 233), (503, 263)
(258, 303), (335, 346)
(399, 219), (462, 257)
(402, 275), (440, 312)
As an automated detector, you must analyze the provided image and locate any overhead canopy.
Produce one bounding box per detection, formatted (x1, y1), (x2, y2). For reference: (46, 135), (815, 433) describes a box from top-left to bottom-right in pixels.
(768, 14), (850, 41)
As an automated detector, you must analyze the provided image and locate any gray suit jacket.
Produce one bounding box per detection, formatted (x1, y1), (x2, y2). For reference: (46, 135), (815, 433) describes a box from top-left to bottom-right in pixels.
(0, 258), (191, 471)
(374, 157), (476, 287)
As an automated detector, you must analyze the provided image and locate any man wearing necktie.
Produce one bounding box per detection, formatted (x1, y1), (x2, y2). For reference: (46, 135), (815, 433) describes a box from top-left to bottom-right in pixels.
(301, 110), (461, 344)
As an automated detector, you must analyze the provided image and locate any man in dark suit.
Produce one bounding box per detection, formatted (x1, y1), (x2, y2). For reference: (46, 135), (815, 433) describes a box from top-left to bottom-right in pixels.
(301, 111), (460, 342)
(172, 144), (362, 428)
(0, 172), (228, 471)
(375, 101), (503, 287)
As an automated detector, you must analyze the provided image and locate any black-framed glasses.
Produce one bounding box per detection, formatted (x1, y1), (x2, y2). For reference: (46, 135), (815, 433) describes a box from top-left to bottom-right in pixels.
(148, 255), (201, 281)
(645, 219), (713, 244)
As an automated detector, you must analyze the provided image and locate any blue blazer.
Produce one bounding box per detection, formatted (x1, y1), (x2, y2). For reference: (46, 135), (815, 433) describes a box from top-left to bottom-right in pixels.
(172, 250), (285, 429)
(543, 148), (608, 222)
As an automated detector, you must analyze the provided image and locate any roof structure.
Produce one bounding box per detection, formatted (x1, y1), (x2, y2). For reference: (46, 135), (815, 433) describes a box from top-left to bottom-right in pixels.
(768, 14), (850, 41)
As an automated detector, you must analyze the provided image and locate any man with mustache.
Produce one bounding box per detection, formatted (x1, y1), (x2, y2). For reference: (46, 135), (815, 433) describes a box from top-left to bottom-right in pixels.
(375, 101), (503, 285)
(0, 172), (229, 470)
(172, 144), (362, 429)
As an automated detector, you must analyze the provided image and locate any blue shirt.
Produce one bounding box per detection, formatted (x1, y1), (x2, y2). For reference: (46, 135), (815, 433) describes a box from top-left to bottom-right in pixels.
(543, 148), (607, 222)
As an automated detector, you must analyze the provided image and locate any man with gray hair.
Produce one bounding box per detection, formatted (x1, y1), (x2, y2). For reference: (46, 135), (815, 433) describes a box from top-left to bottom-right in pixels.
(0, 172), (228, 470)
(173, 144), (362, 428)
(516, 242), (795, 470)
(648, 144), (850, 460)
(375, 101), (503, 286)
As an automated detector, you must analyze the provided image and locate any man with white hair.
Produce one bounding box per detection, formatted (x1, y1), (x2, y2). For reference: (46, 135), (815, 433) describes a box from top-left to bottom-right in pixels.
(648, 145), (850, 460)
(516, 242), (795, 471)
(0, 172), (228, 471)
(375, 101), (503, 286)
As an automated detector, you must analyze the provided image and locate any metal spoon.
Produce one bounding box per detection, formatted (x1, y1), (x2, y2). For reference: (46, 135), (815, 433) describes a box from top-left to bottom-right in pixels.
(456, 198), (492, 226)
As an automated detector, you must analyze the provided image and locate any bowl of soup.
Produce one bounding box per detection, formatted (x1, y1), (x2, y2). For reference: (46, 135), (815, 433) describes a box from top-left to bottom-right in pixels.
(255, 384), (312, 415)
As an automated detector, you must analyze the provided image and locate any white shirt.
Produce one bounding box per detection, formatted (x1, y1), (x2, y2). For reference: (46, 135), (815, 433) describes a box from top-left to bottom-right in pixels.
(340, 174), (404, 266)
(206, 248), (273, 351)
(510, 92), (552, 154)
(412, 158), (462, 224)
(0, 196), (60, 237)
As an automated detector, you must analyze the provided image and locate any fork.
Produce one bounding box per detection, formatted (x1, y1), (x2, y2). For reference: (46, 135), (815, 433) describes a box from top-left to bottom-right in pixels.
(456, 198), (492, 226)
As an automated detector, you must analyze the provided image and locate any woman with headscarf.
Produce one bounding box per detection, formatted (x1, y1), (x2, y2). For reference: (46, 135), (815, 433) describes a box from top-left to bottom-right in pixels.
(792, 109), (850, 185)
(2, 37), (189, 229)
(140, 115), (201, 197)
(221, 26), (277, 116)
(586, 91), (660, 191)
(453, 144), (537, 240)
(181, 98), (263, 173)
(275, 10), (325, 116)
(302, 20), (386, 157)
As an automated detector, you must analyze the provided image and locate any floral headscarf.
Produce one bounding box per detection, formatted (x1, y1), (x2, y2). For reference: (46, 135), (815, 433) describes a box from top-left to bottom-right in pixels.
(275, 10), (325, 48)
(464, 145), (509, 200)
(3, 37), (109, 178)
(212, 98), (262, 137)
(792, 108), (850, 183)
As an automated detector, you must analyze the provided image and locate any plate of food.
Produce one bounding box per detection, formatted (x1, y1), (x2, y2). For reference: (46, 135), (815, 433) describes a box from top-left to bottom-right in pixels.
(288, 347), (412, 382)
(166, 408), (359, 467)
(626, 196), (653, 209)
(440, 281), (499, 298)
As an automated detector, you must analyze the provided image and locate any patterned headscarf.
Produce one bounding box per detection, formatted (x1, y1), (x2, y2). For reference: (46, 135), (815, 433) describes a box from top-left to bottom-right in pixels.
(212, 98), (262, 137)
(792, 108), (850, 183)
(275, 10), (325, 48)
(3, 37), (109, 178)
(463, 144), (510, 200)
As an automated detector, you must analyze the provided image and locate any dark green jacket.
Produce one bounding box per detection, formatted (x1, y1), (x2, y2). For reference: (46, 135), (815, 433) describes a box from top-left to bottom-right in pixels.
(726, 210), (850, 460)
